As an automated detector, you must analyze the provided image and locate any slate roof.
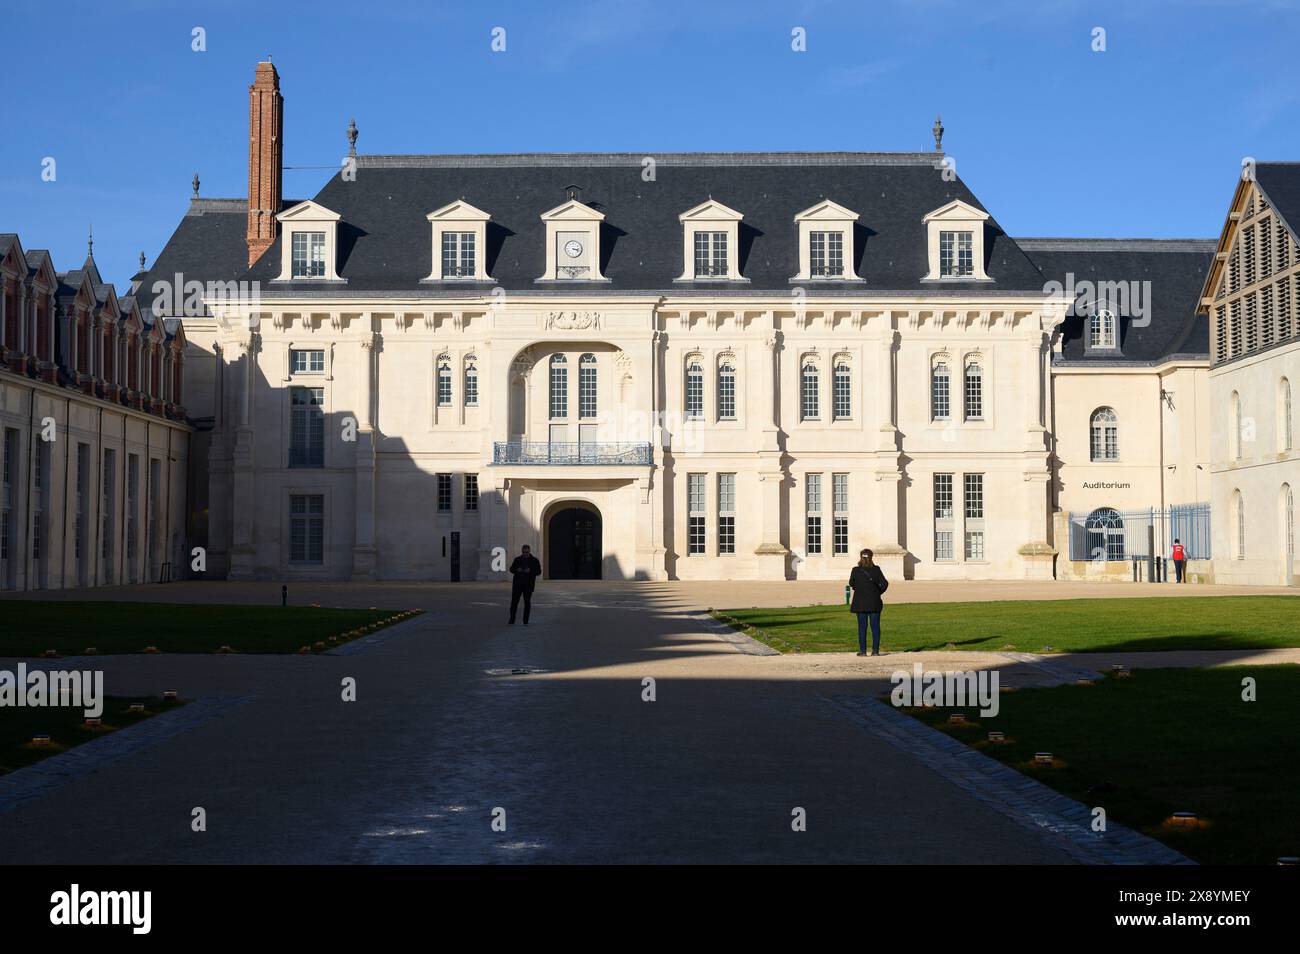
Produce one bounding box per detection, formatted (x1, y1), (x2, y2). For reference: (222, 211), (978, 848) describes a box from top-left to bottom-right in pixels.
(234, 153), (1047, 295)
(1021, 239), (1215, 364)
(135, 198), (254, 319)
(1256, 162), (1300, 242)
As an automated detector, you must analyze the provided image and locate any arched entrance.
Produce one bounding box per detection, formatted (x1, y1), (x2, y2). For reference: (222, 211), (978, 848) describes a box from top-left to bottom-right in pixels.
(546, 504), (602, 580)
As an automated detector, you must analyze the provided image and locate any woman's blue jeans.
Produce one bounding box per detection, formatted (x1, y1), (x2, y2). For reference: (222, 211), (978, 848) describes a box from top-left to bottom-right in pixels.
(856, 612), (881, 653)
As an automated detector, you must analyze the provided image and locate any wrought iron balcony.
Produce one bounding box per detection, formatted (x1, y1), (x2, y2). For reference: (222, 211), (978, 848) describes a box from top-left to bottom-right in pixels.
(493, 441), (652, 466)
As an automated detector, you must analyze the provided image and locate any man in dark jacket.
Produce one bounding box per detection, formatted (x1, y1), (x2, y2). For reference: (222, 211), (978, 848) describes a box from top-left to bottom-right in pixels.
(508, 545), (542, 625)
(848, 548), (889, 656)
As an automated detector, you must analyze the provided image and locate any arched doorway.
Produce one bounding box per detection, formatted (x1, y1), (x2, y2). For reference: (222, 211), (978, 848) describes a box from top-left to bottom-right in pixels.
(547, 504), (602, 580)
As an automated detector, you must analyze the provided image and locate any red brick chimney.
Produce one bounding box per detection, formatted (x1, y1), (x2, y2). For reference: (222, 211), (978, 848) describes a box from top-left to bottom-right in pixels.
(246, 60), (283, 267)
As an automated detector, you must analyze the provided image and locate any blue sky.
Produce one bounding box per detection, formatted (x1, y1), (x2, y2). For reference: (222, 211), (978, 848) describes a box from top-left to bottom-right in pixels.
(5, 0), (1299, 288)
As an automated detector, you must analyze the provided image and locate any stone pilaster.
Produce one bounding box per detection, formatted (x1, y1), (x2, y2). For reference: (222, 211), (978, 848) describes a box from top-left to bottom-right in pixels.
(351, 334), (378, 580)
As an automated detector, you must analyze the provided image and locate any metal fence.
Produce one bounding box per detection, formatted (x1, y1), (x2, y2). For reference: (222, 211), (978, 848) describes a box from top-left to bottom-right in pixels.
(493, 441), (653, 466)
(1066, 503), (1212, 562)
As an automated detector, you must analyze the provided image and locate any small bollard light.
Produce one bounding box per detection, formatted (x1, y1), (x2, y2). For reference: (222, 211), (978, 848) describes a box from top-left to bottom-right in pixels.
(947, 713), (967, 725)
(1076, 678), (1094, 686)
(844, 584), (851, 605)
(162, 690), (178, 701)
(314, 641), (326, 651)
(43, 649), (58, 658)
(1169, 812), (1199, 829)
(127, 703), (145, 713)
(281, 584), (287, 607)
(84, 718), (102, 728)
(988, 731), (1005, 743)
(1277, 857), (1299, 866)
(1041, 645), (1055, 653)
(142, 646), (159, 654)
(31, 735), (51, 746)
(299, 645), (311, 654)
(218, 645), (233, 654)
(1034, 752), (1054, 765)
(1116, 668), (1132, 678)
(84, 647), (97, 655)
(1111, 664), (1125, 671)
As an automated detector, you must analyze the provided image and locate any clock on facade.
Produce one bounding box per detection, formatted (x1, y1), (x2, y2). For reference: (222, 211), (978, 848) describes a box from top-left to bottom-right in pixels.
(563, 239), (584, 258)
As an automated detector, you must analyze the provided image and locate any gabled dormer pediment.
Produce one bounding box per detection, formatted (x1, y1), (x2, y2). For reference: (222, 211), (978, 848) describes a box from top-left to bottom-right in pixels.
(538, 199), (607, 282)
(921, 199), (989, 225)
(541, 199), (605, 222)
(0, 235), (26, 278)
(427, 200), (491, 223)
(679, 199), (744, 223)
(274, 200), (344, 282)
(794, 199), (859, 223)
(921, 199), (991, 281)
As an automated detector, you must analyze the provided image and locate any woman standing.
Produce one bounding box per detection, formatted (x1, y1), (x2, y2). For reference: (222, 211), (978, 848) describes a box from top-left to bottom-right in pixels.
(848, 548), (889, 656)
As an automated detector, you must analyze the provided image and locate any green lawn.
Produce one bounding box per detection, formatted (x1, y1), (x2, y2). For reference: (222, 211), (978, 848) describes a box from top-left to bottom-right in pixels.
(0, 602), (420, 656)
(714, 595), (1300, 654)
(0, 695), (186, 776)
(902, 665), (1299, 865)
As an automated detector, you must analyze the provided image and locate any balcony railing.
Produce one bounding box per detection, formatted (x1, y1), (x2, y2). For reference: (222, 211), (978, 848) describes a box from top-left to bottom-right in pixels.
(493, 441), (652, 466)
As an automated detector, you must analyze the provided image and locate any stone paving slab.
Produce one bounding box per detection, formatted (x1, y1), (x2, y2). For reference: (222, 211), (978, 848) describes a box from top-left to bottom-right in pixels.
(826, 692), (1194, 866)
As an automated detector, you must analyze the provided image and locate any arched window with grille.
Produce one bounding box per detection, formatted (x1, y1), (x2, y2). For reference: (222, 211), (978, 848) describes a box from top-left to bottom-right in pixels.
(800, 359), (820, 421)
(963, 358), (983, 421)
(1090, 407), (1119, 461)
(549, 354), (568, 419)
(1233, 489), (1246, 560)
(685, 358), (704, 420)
(930, 359), (951, 421)
(578, 353), (597, 419)
(1089, 309), (1116, 349)
(832, 357), (851, 421)
(717, 359), (736, 420)
(1085, 507), (1125, 561)
(1282, 483), (1294, 570)
(464, 356), (478, 407)
(436, 354), (453, 407)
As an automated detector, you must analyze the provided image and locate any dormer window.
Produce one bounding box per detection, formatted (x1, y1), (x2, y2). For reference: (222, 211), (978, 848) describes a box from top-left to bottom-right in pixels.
(793, 200), (861, 282)
(1089, 310), (1117, 349)
(539, 199), (607, 282)
(678, 200), (745, 282)
(425, 200), (491, 282)
(276, 201), (344, 282)
(922, 200), (991, 282)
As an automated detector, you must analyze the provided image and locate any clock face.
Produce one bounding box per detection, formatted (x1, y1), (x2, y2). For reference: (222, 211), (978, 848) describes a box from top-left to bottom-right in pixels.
(563, 239), (584, 259)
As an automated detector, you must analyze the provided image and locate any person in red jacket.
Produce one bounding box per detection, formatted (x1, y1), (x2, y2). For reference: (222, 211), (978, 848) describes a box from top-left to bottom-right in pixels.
(1171, 538), (1187, 583)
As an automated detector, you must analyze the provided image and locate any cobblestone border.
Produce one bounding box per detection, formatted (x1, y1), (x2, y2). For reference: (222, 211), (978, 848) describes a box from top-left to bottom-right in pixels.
(691, 612), (782, 656)
(825, 692), (1194, 865)
(325, 614), (433, 656)
(0, 695), (252, 816)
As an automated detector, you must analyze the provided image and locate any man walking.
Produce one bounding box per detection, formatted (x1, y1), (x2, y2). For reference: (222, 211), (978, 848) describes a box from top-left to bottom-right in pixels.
(508, 544), (542, 624)
(1171, 538), (1187, 583)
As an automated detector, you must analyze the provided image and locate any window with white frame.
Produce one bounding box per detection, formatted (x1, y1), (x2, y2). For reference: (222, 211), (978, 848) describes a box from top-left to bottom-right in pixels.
(464, 357), (479, 407)
(437, 474), (452, 513)
(465, 473), (479, 512)
(801, 361), (820, 421)
(291, 232), (326, 279)
(832, 473), (848, 555)
(1281, 377), (1292, 453)
(1284, 483), (1294, 562)
(939, 231), (973, 277)
(717, 473), (736, 555)
(289, 494), (324, 563)
(289, 387), (325, 467)
(1231, 390), (1243, 459)
(694, 232), (728, 278)
(1233, 488), (1245, 559)
(964, 473), (985, 560)
(810, 231), (844, 277)
(1089, 310), (1116, 349)
(685, 360), (704, 420)
(717, 360), (736, 420)
(963, 359), (984, 421)
(805, 473), (823, 556)
(687, 473), (706, 555)
(1090, 407), (1119, 461)
(549, 354), (568, 419)
(579, 353), (598, 419)
(933, 473), (954, 561)
(1085, 507), (1126, 561)
(832, 360), (851, 420)
(441, 231), (476, 279)
(931, 360), (951, 421)
(291, 349), (324, 373)
(436, 355), (453, 407)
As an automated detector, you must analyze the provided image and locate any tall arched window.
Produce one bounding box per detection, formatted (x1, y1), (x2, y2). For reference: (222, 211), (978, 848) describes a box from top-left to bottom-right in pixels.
(549, 354), (568, 419)
(717, 359), (736, 420)
(1090, 407), (1119, 461)
(1089, 310), (1116, 349)
(930, 359), (951, 421)
(1230, 390), (1242, 460)
(832, 358), (851, 421)
(1233, 489), (1246, 559)
(800, 360), (820, 421)
(1085, 507), (1125, 561)
(464, 356), (478, 407)
(436, 355), (453, 407)
(1283, 483), (1295, 567)
(685, 359), (704, 420)
(1280, 378), (1292, 453)
(963, 359), (984, 421)
(578, 353), (597, 419)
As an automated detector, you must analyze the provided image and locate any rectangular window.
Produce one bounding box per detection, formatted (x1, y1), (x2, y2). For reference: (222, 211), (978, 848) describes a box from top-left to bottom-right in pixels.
(290, 349), (325, 373)
(549, 361), (568, 419)
(687, 473), (706, 555)
(126, 454), (139, 567)
(717, 473), (736, 555)
(964, 363), (983, 420)
(801, 366), (819, 421)
(832, 473), (848, 555)
(964, 530), (985, 560)
(464, 362), (479, 407)
(931, 364), (951, 420)
(101, 449), (115, 577)
(940, 231), (973, 277)
(289, 494), (324, 563)
(289, 387), (325, 467)
(685, 364), (704, 420)
(694, 231), (728, 278)
(963, 473), (985, 561)
(810, 231), (844, 277)
(805, 473), (822, 556)
(465, 473), (479, 512)
(717, 365), (736, 420)
(832, 363), (851, 420)
(441, 231), (476, 279)
(437, 360), (453, 407)
(579, 358), (597, 419)
(934, 473), (954, 561)
(291, 231), (326, 279)
(437, 474), (452, 513)
(0, 429), (15, 569)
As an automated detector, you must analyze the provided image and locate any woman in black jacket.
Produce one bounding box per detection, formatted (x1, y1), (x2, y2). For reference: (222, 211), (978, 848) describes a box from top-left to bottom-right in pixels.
(848, 548), (889, 656)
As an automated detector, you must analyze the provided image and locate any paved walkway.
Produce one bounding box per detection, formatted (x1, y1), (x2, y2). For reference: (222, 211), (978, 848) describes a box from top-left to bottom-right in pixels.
(2, 579), (1289, 863)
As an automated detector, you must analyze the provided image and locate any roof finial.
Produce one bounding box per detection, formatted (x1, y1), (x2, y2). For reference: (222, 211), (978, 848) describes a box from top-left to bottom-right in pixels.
(87, 223), (93, 259)
(192, 172), (200, 197)
(140, 250), (147, 271)
(565, 183), (580, 200)
(347, 117), (358, 157)
(932, 114), (944, 153)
